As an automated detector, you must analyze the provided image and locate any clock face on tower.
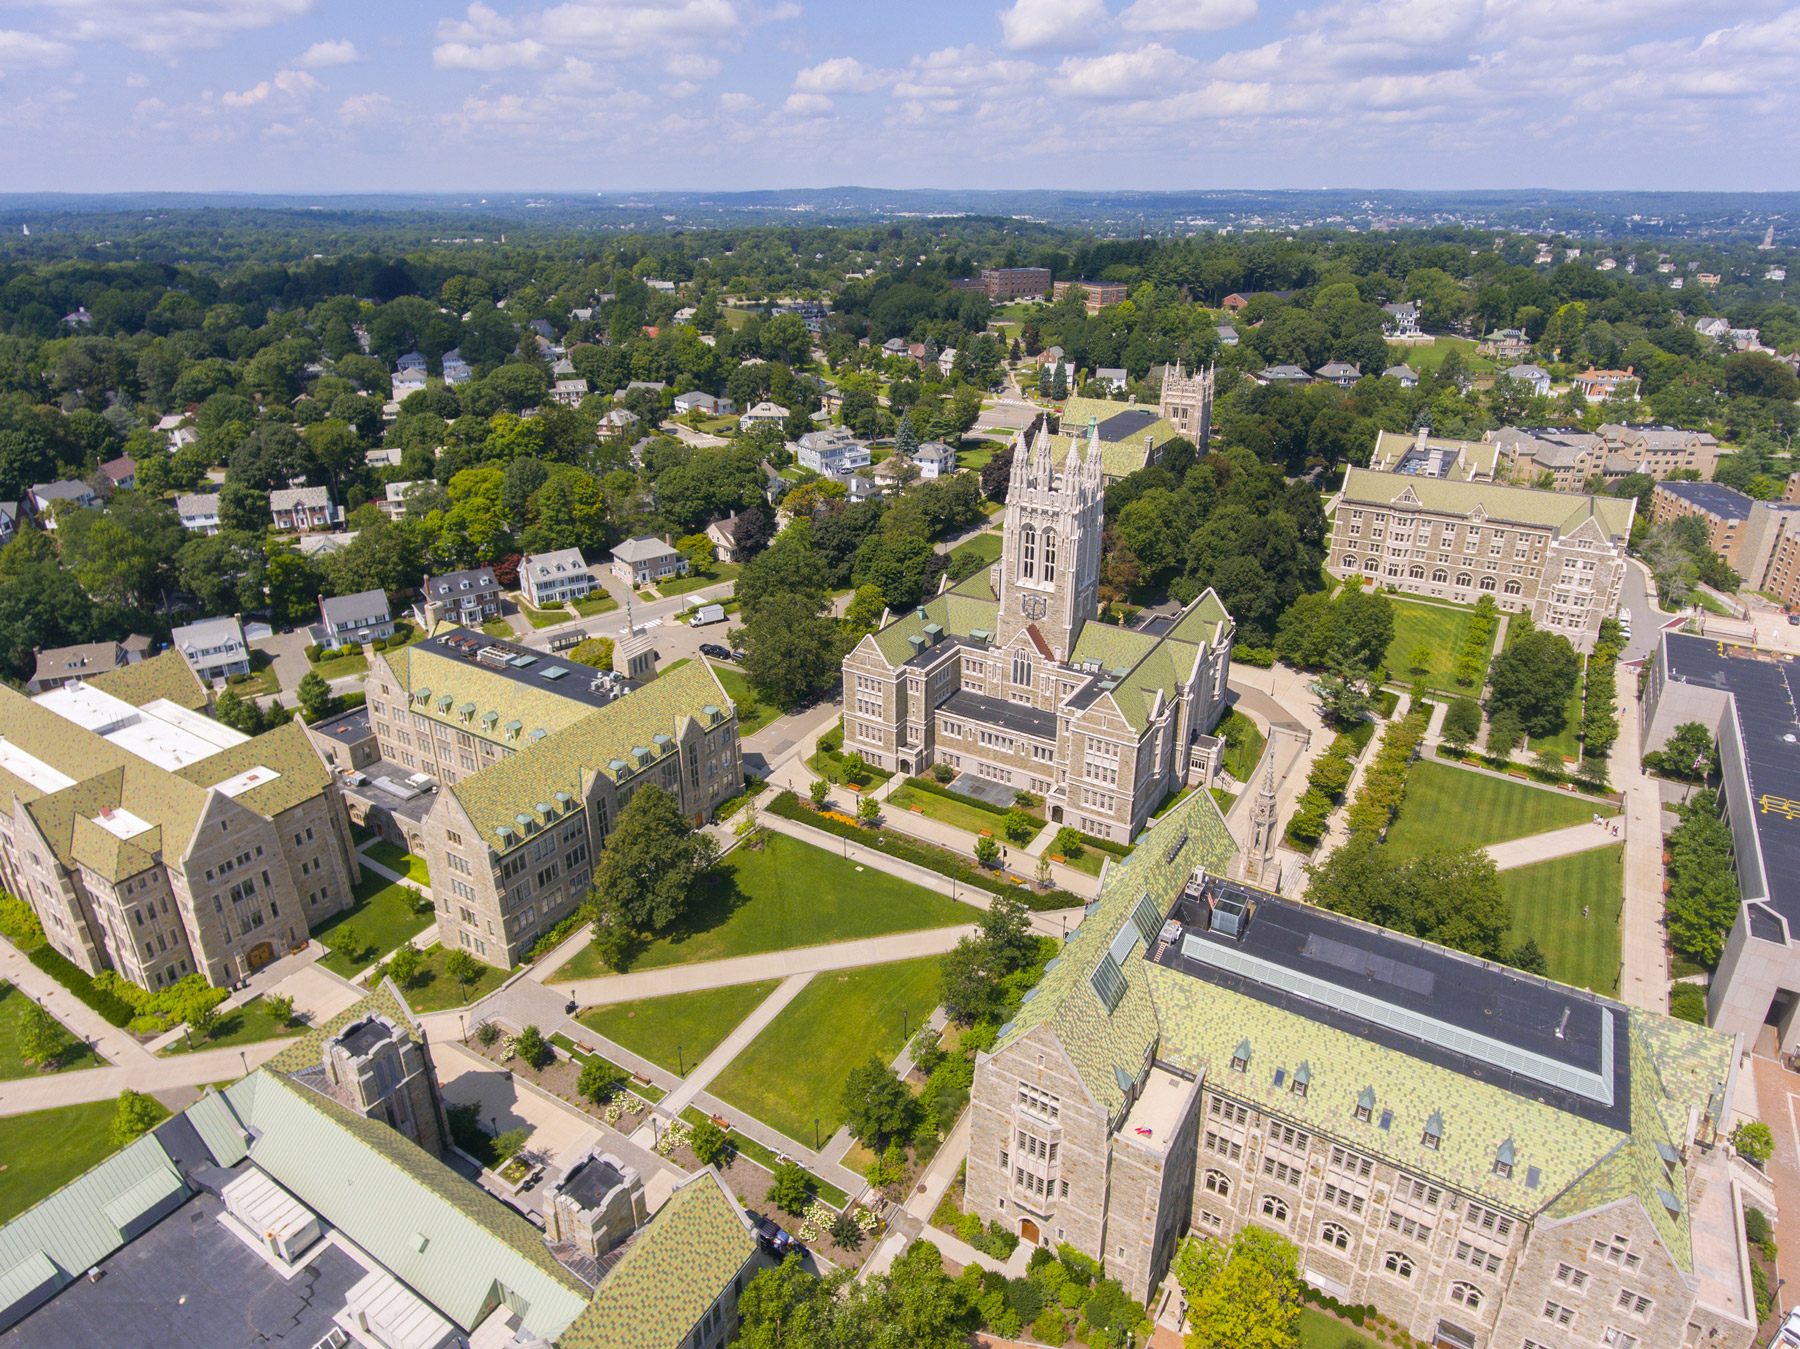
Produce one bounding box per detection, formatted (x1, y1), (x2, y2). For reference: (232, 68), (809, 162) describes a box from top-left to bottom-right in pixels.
(1019, 593), (1048, 621)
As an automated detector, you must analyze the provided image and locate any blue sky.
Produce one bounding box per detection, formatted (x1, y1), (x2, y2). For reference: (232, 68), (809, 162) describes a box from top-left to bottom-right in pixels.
(2, 0), (1797, 192)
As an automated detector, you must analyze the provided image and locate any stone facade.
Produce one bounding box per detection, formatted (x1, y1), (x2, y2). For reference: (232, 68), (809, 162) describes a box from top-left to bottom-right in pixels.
(841, 420), (1233, 843)
(320, 1012), (450, 1158)
(1156, 362), (1214, 448)
(1327, 469), (1634, 653)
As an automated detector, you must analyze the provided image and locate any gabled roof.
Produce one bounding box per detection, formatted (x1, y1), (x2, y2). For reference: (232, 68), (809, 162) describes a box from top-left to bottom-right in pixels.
(321, 589), (390, 624)
(1340, 468), (1634, 538)
(269, 486), (332, 510)
(611, 536), (679, 563)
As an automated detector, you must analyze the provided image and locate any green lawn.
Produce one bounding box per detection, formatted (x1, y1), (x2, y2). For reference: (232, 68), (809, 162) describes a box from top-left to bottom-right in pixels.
(1405, 335), (1497, 377)
(1528, 657), (1587, 760)
(948, 531), (1003, 572)
(1215, 708), (1266, 783)
(1384, 761), (1614, 860)
(310, 648), (369, 681)
(479, 618), (513, 639)
(517, 599), (570, 629)
(658, 563), (741, 598)
(235, 649), (282, 696)
(1384, 597), (1494, 695)
(397, 945), (513, 1013)
(714, 665), (783, 737)
(0, 981), (106, 1078)
(889, 783), (1039, 842)
(958, 440), (1003, 472)
(1299, 1307), (1378, 1349)
(313, 875), (434, 977)
(549, 832), (970, 980)
(1502, 845), (1625, 995)
(578, 980), (781, 1077)
(709, 956), (942, 1144)
(158, 996), (300, 1056)
(0, 1098), (167, 1223)
(363, 839), (430, 885)
(571, 592), (619, 617)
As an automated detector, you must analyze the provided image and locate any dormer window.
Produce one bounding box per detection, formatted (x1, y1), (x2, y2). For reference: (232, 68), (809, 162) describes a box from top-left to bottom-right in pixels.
(1230, 1039), (1250, 1074)
(1493, 1138), (1516, 1179)
(1290, 1062), (1310, 1098)
(1354, 1086), (1374, 1124)
(1421, 1111), (1443, 1151)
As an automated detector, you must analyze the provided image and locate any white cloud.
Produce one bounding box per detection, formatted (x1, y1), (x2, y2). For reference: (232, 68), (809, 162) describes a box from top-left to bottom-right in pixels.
(998, 0), (1110, 51)
(1056, 43), (1194, 96)
(0, 27), (72, 68)
(296, 38), (359, 68)
(783, 91), (833, 115)
(338, 92), (392, 122)
(221, 67), (318, 106)
(719, 90), (759, 113)
(434, 38), (551, 70)
(794, 55), (884, 93)
(1118, 0), (1256, 34)
(664, 51), (719, 79)
(22, 0), (313, 54)
(433, 0), (759, 70)
(124, 70), (147, 85)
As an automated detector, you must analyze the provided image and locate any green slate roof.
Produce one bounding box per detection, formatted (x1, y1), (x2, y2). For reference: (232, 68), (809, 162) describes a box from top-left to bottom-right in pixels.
(175, 719), (335, 820)
(556, 1169), (757, 1349)
(1057, 398), (1182, 478)
(1339, 468), (1635, 539)
(89, 650), (209, 710)
(995, 785), (1238, 1124)
(445, 659), (735, 855)
(381, 645), (599, 749)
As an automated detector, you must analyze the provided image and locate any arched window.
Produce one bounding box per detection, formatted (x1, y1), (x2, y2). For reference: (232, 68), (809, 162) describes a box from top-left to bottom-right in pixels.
(1384, 1251), (1415, 1279)
(1342, 554), (1358, 570)
(1019, 525), (1037, 580)
(1364, 558), (1380, 573)
(1504, 579), (1522, 595)
(1042, 530), (1057, 585)
(1479, 575), (1498, 591)
(1456, 573), (1472, 588)
(1408, 565), (1425, 579)
(1321, 1222), (1350, 1251)
(1261, 1195), (1288, 1222)
(1432, 569), (1448, 584)
(1450, 1283), (1482, 1310)
(1204, 1171), (1231, 1197)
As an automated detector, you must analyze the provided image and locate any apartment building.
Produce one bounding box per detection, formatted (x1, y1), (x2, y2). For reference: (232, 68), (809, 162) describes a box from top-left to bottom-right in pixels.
(1652, 480), (1800, 601)
(841, 418), (1234, 844)
(981, 266), (1052, 300)
(965, 790), (1752, 1349)
(0, 653), (359, 990)
(365, 633), (741, 966)
(1488, 425), (1718, 490)
(1327, 469), (1634, 652)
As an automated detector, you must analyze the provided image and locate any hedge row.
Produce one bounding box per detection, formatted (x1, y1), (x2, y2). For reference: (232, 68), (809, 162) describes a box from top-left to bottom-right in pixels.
(29, 945), (136, 1026)
(1342, 707), (1432, 840)
(1452, 595), (1500, 687)
(767, 791), (1081, 912)
(904, 776), (1040, 821)
(1234, 646), (1276, 668)
(1298, 1282), (1374, 1327)
(1284, 728), (1364, 849)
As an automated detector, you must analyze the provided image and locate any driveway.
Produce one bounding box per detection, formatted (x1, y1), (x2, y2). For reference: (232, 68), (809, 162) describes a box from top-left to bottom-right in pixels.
(253, 626), (316, 694)
(1619, 561), (1664, 664)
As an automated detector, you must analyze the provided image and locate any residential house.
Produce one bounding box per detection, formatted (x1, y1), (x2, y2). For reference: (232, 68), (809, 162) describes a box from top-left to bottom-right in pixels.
(793, 426), (870, 476)
(98, 456), (137, 491)
(1573, 367), (1637, 402)
(1500, 363), (1552, 396)
(170, 615), (251, 685)
(1219, 290), (1295, 311)
(673, 390), (735, 416)
(1382, 364), (1418, 389)
(526, 318), (555, 341)
(381, 481), (425, 519)
(440, 349), (472, 384)
(916, 441), (956, 480)
(363, 447), (403, 468)
(1315, 361), (1361, 387)
(392, 367), (427, 400)
(1698, 272), (1723, 286)
(1214, 324), (1239, 347)
(61, 306), (93, 326)
(269, 486), (336, 533)
(937, 347), (958, 377)
(319, 590), (394, 647)
(27, 637), (152, 693)
(880, 337), (908, 358)
(1038, 358), (1077, 392)
(551, 379), (587, 407)
(610, 536), (688, 588)
(552, 357), (576, 377)
(1254, 364), (1310, 385)
(27, 479), (96, 527)
(0, 501), (18, 545)
(1092, 367), (1128, 393)
(422, 567), (502, 627)
(1477, 329), (1532, 359)
(625, 380), (667, 398)
(395, 352), (426, 373)
(176, 492), (222, 535)
(297, 531), (357, 560)
(1695, 316), (1731, 342)
(738, 401), (788, 431)
(520, 548), (595, 607)
(704, 515), (750, 565)
(1382, 300), (1423, 338)
(840, 472), (880, 504)
(599, 408), (640, 437)
(1767, 267), (1788, 282)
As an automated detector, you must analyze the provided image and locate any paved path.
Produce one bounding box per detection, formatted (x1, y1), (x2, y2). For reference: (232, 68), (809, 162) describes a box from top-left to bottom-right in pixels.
(355, 840), (432, 900)
(1615, 687), (1672, 1013)
(658, 973), (815, 1118)
(544, 927), (975, 1007)
(864, 1107), (975, 1278)
(1484, 819), (1623, 871)
(0, 1036), (293, 1116)
(0, 935), (148, 1073)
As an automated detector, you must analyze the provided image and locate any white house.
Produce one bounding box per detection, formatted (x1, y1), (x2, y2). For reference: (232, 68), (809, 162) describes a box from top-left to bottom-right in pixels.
(937, 347), (958, 376)
(382, 481), (426, 518)
(704, 514), (750, 565)
(319, 589), (394, 646)
(1502, 363), (1552, 397)
(916, 441), (956, 479)
(395, 351), (426, 372)
(170, 615), (250, 685)
(521, 548), (595, 608)
(1214, 324), (1239, 347)
(793, 427), (870, 476)
(1315, 361), (1361, 387)
(393, 368), (427, 399)
(610, 536), (687, 588)
(26, 480), (95, 527)
(270, 486), (336, 532)
(551, 379), (587, 407)
(1092, 367), (1127, 393)
(441, 349), (472, 384)
(1382, 300), (1423, 338)
(175, 492), (222, 535)
(739, 401), (788, 431)
(674, 390), (736, 416)
(1382, 365), (1418, 389)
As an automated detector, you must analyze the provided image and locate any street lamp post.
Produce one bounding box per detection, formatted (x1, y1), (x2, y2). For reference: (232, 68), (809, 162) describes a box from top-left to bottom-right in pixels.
(239, 1050), (248, 1078)
(814, 1118), (820, 1151)
(677, 1043), (685, 1077)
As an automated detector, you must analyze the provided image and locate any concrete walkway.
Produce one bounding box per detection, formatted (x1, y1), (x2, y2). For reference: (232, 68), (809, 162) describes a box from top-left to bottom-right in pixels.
(354, 841), (432, 901)
(1484, 819), (1623, 871)
(657, 973), (815, 1118)
(0, 1036), (293, 1117)
(864, 1107), (976, 1277)
(1615, 687), (1672, 1013)
(0, 934), (147, 1073)
(545, 927), (976, 1007)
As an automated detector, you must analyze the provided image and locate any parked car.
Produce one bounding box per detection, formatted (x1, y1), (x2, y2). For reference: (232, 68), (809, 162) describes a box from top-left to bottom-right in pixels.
(730, 649), (746, 662)
(700, 643), (732, 660)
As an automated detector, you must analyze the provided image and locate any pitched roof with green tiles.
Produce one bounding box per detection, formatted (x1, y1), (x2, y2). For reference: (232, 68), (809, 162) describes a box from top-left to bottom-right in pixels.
(994, 785), (1238, 1124)
(447, 658), (735, 855)
(1340, 467), (1635, 539)
(1057, 398), (1182, 478)
(383, 645), (603, 748)
(174, 719), (335, 819)
(88, 650), (209, 710)
(556, 1169), (757, 1349)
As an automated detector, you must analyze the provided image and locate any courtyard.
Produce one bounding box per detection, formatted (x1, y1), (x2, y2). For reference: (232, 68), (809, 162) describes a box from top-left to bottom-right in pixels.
(1501, 845), (1626, 996)
(1383, 760), (1613, 860)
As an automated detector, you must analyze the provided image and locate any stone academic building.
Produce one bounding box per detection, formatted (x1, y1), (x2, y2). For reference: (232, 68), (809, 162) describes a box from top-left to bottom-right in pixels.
(967, 791), (1755, 1349)
(841, 417), (1235, 843)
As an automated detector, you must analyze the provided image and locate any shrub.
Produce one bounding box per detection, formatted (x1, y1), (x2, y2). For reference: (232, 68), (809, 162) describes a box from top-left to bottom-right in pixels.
(110, 1089), (162, 1145)
(1002, 808), (1035, 843)
(1733, 1120), (1775, 1166)
(954, 1210), (983, 1242)
(264, 993), (296, 1026)
(1033, 1307), (1067, 1344)
(1745, 1206), (1772, 1247)
(1235, 646), (1275, 667)
(769, 1161), (813, 1215)
(513, 1024), (550, 1069)
(475, 1019), (501, 1047)
(29, 946), (134, 1026)
(578, 1057), (623, 1103)
(526, 909), (590, 962)
(689, 1118), (729, 1165)
(305, 644), (323, 662)
(932, 762), (954, 782)
(0, 891), (44, 949)
(1669, 983), (1708, 1024)
(1053, 826), (1084, 860)
(386, 944), (422, 988)
(1007, 1276), (1046, 1322)
(972, 1219), (1019, 1260)
(829, 1212), (864, 1249)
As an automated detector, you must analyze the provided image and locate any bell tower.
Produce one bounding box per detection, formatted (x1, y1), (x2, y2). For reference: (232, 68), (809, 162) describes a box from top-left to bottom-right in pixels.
(1158, 361), (1214, 446)
(993, 418), (1104, 662)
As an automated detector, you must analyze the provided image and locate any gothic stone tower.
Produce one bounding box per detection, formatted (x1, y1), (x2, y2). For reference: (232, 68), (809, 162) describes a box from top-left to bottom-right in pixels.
(1158, 361), (1214, 446)
(993, 418), (1105, 663)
